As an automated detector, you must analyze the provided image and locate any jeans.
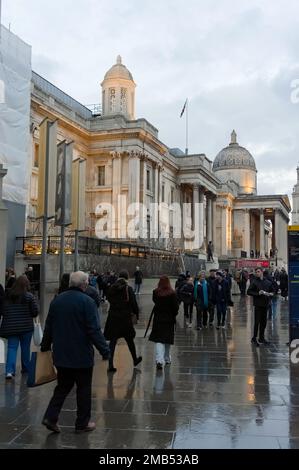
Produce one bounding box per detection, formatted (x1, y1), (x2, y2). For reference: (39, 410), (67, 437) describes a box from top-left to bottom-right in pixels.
(6, 331), (33, 375)
(135, 284), (141, 294)
(216, 302), (227, 326)
(44, 367), (93, 429)
(155, 343), (171, 365)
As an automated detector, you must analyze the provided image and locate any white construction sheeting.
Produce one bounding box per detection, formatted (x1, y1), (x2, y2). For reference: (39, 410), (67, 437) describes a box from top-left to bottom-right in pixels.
(0, 24), (32, 204)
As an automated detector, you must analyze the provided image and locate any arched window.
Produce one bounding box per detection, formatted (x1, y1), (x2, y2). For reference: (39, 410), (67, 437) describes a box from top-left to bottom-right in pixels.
(109, 88), (116, 113)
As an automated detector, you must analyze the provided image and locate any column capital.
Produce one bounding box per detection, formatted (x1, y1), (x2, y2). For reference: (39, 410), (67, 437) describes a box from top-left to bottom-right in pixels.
(111, 151), (121, 160)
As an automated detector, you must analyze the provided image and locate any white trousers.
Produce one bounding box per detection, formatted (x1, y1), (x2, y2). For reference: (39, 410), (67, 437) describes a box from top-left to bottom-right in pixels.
(155, 343), (171, 365)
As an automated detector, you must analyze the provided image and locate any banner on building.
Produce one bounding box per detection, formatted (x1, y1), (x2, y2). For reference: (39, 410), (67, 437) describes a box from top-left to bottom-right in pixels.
(71, 158), (86, 231)
(55, 141), (73, 226)
(37, 119), (58, 218)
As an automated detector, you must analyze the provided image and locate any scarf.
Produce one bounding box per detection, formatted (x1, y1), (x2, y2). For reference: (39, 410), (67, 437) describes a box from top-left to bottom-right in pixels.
(202, 280), (209, 309)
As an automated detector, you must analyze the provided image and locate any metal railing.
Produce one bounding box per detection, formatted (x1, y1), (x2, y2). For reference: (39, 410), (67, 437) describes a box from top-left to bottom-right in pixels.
(85, 104), (102, 116)
(16, 236), (186, 261)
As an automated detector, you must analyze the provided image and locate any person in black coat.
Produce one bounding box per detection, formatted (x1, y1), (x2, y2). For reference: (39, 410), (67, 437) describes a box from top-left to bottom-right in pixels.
(134, 267), (143, 294)
(212, 272), (230, 329)
(194, 272), (212, 330)
(207, 270), (216, 326)
(279, 268), (288, 300)
(0, 276), (39, 380)
(179, 278), (194, 328)
(149, 276), (179, 370)
(104, 270), (142, 373)
(247, 268), (274, 346)
(41, 271), (110, 434)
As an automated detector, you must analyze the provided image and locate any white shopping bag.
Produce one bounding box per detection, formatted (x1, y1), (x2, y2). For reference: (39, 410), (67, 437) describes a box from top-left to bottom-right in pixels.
(33, 320), (43, 347)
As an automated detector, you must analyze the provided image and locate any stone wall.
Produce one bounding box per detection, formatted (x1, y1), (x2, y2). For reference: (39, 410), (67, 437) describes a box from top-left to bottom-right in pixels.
(15, 252), (206, 289)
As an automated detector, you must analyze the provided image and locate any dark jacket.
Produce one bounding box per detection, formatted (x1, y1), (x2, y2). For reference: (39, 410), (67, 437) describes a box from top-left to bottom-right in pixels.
(247, 277), (274, 307)
(149, 290), (179, 345)
(195, 281), (212, 310)
(179, 282), (194, 305)
(40, 287), (109, 368)
(134, 271), (143, 285)
(0, 292), (38, 338)
(280, 272), (288, 296)
(104, 279), (139, 340)
(85, 286), (101, 308)
(212, 279), (230, 305)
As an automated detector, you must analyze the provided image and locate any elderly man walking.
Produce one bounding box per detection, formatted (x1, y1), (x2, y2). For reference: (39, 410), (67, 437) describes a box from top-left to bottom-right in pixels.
(41, 271), (110, 434)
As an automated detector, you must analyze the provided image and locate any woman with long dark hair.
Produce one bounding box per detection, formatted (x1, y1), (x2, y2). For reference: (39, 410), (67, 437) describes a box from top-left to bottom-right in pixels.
(149, 276), (179, 370)
(0, 275), (39, 379)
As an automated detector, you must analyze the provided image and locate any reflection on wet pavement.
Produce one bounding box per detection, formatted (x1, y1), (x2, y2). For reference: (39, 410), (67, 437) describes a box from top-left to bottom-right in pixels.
(0, 281), (297, 449)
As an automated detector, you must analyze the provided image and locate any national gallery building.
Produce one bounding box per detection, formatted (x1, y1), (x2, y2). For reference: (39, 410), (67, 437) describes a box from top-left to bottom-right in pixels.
(28, 56), (290, 266)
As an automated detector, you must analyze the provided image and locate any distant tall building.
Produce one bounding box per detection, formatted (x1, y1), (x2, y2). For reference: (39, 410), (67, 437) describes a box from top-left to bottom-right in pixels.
(292, 167), (299, 225)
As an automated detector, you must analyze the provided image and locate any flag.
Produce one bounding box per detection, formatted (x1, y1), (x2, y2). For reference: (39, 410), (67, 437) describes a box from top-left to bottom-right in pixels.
(180, 99), (187, 118)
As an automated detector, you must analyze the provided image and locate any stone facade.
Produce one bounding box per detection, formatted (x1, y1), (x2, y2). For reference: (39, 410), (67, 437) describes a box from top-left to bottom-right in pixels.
(26, 57), (291, 267)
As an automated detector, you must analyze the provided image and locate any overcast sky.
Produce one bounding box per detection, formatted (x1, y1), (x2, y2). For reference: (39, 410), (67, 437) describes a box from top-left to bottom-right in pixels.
(2, 0), (299, 196)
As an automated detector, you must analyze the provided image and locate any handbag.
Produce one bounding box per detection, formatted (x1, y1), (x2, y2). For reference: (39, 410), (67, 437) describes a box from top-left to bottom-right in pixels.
(33, 319), (43, 347)
(27, 351), (57, 388)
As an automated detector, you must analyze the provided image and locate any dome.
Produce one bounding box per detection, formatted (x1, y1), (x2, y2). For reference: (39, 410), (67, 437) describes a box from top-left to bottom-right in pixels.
(104, 55), (134, 81)
(213, 131), (257, 172)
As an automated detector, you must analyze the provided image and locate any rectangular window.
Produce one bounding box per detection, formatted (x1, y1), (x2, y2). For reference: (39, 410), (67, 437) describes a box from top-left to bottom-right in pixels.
(98, 166), (105, 186)
(146, 169), (151, 191)
(162, 184), (165, 203)
(34, 143), (39, 168)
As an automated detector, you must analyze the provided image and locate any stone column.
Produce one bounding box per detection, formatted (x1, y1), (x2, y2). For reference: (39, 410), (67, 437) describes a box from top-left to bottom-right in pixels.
(212, 199), (217, 254)
(244, 209), (251, 257)
(112, 152), (122, 238)
(274, 209), (280, 260)
(139, 157), (147, 239)
(128, 152), (140, 240)
(128, 152), (140, 205)
(260, 209), (265, 258)
(199, 188), (205, 249)
(221, 205), (228, 256)
(207, 196), (213, 243)
(152, 163), (159, 240)
(0, 165), (8, 287)
(192, 185), (199, 232)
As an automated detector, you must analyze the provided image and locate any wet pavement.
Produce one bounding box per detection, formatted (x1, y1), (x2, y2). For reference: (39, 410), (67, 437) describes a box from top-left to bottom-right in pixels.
(0, 279), (298, 449)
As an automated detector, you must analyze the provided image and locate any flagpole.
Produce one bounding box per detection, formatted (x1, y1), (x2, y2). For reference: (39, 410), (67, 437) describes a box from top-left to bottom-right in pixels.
(185, 98), (189, 156)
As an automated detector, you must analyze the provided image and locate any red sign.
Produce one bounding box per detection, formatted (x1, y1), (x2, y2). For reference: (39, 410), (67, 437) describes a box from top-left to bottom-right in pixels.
(236, 259), (270, 269)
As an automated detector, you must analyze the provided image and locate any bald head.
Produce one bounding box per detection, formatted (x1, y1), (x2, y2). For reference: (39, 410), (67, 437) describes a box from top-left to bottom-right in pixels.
(69, 271), (89, 291)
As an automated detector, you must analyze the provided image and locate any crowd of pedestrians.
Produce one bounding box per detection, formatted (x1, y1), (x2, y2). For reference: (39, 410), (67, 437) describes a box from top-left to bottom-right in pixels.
(0, 261), (290, 434)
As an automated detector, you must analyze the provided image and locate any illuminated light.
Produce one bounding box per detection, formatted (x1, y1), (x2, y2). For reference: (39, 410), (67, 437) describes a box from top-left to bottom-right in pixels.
(54, 250), (59, 255)
(248, 393), (255, 402)
(247, 375), (255, 385)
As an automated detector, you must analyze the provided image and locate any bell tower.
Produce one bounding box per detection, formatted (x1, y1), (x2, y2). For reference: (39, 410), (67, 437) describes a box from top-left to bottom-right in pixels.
(101, 55), (136, 120)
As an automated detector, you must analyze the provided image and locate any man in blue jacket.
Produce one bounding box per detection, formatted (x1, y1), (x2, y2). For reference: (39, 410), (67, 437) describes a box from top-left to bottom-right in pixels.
(41, 271), (110, 434)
